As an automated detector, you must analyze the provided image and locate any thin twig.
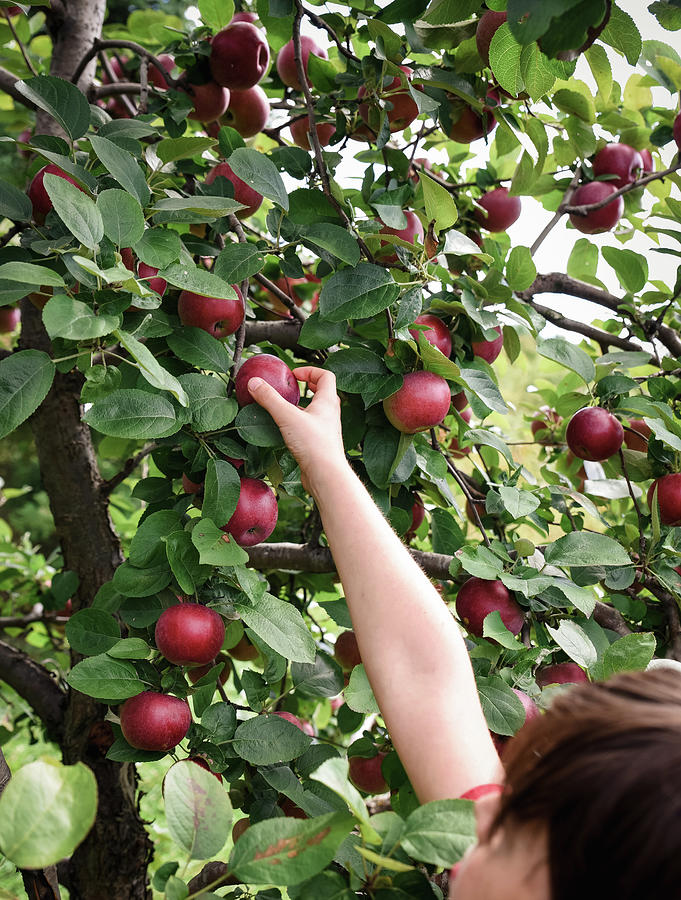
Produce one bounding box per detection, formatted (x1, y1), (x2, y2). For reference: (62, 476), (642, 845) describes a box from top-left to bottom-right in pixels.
(101, 443), (158, 495)
(564, 159), (681, 217)
(302, 7), (360, 62)
(618, 448), (646, 562)
(530, 167), (582, 256)
(98, 52), (137, 117)
(72, 39), (180, 88)
(3, 8), (38, 77)
(430, 428), (491, 547)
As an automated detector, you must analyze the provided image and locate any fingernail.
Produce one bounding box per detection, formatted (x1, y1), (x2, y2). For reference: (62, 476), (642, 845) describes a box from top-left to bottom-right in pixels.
(248, 377), (263, 391)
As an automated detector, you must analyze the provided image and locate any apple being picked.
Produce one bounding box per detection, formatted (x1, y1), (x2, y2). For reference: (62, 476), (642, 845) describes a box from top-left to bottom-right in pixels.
(409, 314), (452, 357)
(178, 286), (245, 338)
(592, 143), (643, 189)
(119, 692), (192, 751)
(210, 22), (270, 90)
(205, 161), (263, 219)
(334, 631), (362, 670)
(566, 406), (623, 461)
(235, 353), (300, 407)
(383, 370), (451, 434)
(221, 85), (269, 138)
(472, 325), (503, 363)
(221, 477), (278, 546)
(647, 473), (681, 526)
(455, 576), (524, 637)
(474, 187), (521, 232)
(379, 210), (424, 263)
(276, 36), (328, 90)
(290, 115), (336, 151)
(349, 752), (388, 794)
(28, 164), (85, 225)
(155, 602), (225, 666)
(568, 182), (623, 234)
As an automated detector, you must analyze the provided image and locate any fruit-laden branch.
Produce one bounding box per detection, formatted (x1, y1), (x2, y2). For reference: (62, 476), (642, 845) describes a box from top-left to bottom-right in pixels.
(522, 298), (642, 352)
(245, 542), (631, 636)
(518, 273), (681, 357)
(563, 159), (681, 216)
(0, 639), (67, 741)
(70, 38), (180, 88)
(0, 748), (62, 900)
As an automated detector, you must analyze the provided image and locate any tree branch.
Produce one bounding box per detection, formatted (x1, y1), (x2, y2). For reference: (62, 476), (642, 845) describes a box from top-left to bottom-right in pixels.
(522, 298), (641, 352)
(71, 38), (179, 88)
(563, 160), (681, 216)
(593, 600), (632, 637)
(0, 639), (67, 741)
(302, 8), (360, 63)
(0, 65), (36, 108)
(100, 443), (157, 495)
(252, 271), (306, 322)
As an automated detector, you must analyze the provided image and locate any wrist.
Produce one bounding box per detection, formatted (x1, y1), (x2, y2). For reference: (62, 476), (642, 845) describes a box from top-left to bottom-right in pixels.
(307, 457), (356, 503)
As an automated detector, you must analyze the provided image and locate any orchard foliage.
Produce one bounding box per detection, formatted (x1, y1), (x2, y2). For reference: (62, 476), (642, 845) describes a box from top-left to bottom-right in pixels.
(0, 0), (680, 897)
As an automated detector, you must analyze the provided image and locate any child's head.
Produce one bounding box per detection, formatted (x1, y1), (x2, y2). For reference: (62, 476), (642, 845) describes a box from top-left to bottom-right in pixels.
(451, 668), (681, 899)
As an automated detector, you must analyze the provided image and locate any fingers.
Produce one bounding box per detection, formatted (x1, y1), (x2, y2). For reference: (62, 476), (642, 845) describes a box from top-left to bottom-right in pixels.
(247, 377), (300, 426)
(291, 366), (336, 399)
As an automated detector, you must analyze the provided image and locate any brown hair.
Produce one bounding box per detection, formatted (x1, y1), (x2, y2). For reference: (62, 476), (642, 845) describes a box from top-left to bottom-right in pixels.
(493, 669), (681, 899)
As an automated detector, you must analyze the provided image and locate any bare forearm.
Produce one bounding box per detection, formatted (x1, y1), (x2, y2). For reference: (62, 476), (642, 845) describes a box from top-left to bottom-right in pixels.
(312, 461), (500, 801)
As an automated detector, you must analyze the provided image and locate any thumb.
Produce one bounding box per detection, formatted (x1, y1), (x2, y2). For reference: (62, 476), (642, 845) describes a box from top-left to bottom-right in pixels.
(247, 377), (299, 426)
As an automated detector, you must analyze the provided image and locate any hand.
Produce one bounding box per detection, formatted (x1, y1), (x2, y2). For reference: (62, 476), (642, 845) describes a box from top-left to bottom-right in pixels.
(247, 367), (347, 495)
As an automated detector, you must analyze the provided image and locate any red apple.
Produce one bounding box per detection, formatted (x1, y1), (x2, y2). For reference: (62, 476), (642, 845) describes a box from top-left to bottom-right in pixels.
(474, 187), (521, 232)
(452, 390), (469, 412)
(476, 10), (507, 66)
(188, 756), (224, 782)
(184, 80), (230, 123)
(289, 115), (336, 151)
(234, 353), (300, 407)
(221, 477), (278, 546)
(568, 181), (623, 234)
(674, 112), (681, 152)
(448, 90), (499, 144)
(231, 11), (257, 23)
(182, 473), (204, 495)
(138, 262), (167, 296)
(271, 710), (315, 737)
(210, 23), (270, 90)
(378, 210), (424, 263)
(449, 407), (472, 459)
(358, 65), (419, 134)
(280, 797), (308, 819)
(276, 36), (328, 91)
(460, 783), (503, 801)
(455, 577), (524, 638)
(0, 306), (20, 333)
(101, 55), (128, 84)
(334, 631), (362, 670)
(647, 473), (681, 526)
(228, 634), (259, 661)
(178, 286), (245, 338)
(149, 54), (175, 90)
(348, 752), (388, 794)
(232, 817), (250, 842)
(531, 406), (562, 442)
(512, 688), (540, 725)
(187, 653), (231, 685)
(406, 493), (425, 539)
(409, 314), (452, 356)
(472, 325), (503, 364)
(28, 164), (85, 225)
(639, 148), (653, 175)
(221, 85), (270, 138)
(593, 143), (643, 190)
(155, 603), (225, 666)
(383, 370), (451, 434)
(566, 407), (623, 461)
(624, 418), (651, 452)
(205, 161), (263, 219)
(119, 692), (191, 751)
(536, 662), (588, 688)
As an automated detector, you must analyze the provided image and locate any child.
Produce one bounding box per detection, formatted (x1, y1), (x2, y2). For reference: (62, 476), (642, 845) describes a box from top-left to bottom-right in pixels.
(248, 367), (681, 900)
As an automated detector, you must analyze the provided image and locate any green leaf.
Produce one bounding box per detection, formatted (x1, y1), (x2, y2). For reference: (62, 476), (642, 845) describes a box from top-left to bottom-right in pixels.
(191, 518), (249, 567)
(418, 334), (461, 381)
(97, 189), (146, 246)
(44, 174), (102, 250)
(458, 367), (507, 414)
(113, 561), (172, 598)
(65, 609), (120, 656)
(596, 633), (656, 679)
(152, 196), (244, 220)
(0, 179), (33, 221)
(166, 530), (211, 595)
(0, 350), (55, 440)
(344, 665), (380, 715)
(177, 374), (236, 432)
(134, 228), (183, 269)
(498, 486), (539, 518)
(421, 173), (457, 231)
(505, 246), (537, 291)
(301, 223), (361, 266)
(520, 43), (558, 100)
(318, 264), (400, 323)
(89, 135), (151, 206)
(458, 545), (504, 580)
(228, 147), (289, 211)
(213, 244), (266, 283)
(107, 638), (151, 659)
(156, 137), (217, 164)
(234, 593), (316, 663)
(159, 262), (237, 299)
(115, 330), (188, 406)
(400, 799), (476, 867)
(83, 389), (180, 439)
(129, 509), (183, 567)
(164, 759), (232, 860)
(291, 654), (344, 698)
(15, 76), (90, 141)
(235, 404), (285, 447)
(535, 336), (595, 384)
(309, 757), (371, 826)
(324, 349), (398, 403)
(0, 261), (65, 288)
(43, 294), (120, 340)
(229, 812), (354, 885)
(546, 619), (598, 668)
(202, 458), (241, 527)
(544, 532), (631, 568)
(67, 654), (144, 700)
(489, 24), (525, 97)
(199, 0), (235, 29)
(552, 88), (595, 123)
(601, 4), (642, 64)
(601, 246), (648, 293)
(166, 327), (233, 373)
(0, 760), (97, 869)
(482, 610), (523, 650)
(465, 429), (514, 465)
(476, 675), (526, 736)
(232, 713), (311, 765)
(299, 311), (348, 350)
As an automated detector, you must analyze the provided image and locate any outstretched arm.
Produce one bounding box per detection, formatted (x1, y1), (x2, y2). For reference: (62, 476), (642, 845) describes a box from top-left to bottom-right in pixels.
(248, 368), (500, 801)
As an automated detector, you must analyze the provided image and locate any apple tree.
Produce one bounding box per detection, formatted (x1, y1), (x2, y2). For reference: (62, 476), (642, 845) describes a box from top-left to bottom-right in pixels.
(0, 0), (680, 897)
